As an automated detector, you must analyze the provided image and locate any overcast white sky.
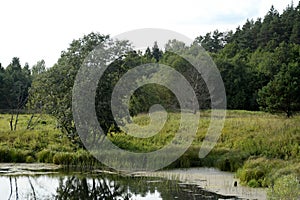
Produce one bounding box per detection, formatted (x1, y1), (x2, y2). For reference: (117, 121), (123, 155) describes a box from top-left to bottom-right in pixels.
(0, 0), (293, 68)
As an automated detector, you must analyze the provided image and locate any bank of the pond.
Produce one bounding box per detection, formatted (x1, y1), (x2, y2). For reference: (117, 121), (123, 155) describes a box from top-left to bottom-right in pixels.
(0, 111), (299, 190)
(133, 167), (267, 200)
(0, 163), (61, 171)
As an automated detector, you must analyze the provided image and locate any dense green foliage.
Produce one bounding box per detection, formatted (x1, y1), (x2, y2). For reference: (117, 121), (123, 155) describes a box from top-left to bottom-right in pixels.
(196, 3), (300, 113)
(0, 2), (299, 134)
(0, 57), (31, 111)
(28, 33), (110, 141)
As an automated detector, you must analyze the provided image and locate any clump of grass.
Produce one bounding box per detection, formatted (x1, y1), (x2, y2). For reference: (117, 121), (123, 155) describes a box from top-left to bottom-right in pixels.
(53, 152), (75, 166)
(235, 157), (300, 187)
(0, 146), (11, 162)
(73, 149), (98, 169)
(267, 174), (300, 200)
(36, 149), (55, 163)
(0, 146), (30, 162)
(214, 150), (248, 172)
(26, 155), (35, 163)
(51, 150), (100, 170)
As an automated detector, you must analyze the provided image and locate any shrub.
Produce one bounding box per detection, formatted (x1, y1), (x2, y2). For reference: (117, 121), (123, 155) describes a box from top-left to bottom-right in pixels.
(36, 149), (55, 163)
(179, 155), (190, 168)
(248, 179), (260, 188)
(52, 152), (74, 166)
(267, 174), (300, 200)
(10, 149), (27, 162)
(0, 147), (32, 162)
(215, 151), (248, 172)
(0, 146), (11, 162)
(74, 150), (96, 168)
(26, 156), (35, 163)
(237, 157), (286, 187)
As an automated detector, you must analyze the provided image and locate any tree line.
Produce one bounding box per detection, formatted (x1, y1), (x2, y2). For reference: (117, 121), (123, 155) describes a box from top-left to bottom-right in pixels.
(0, 2), (299, 138)
(196, 3), (300, 116)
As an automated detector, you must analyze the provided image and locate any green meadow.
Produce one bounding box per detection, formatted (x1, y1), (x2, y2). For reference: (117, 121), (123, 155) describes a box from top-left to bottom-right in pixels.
(0, 110), (299, 188)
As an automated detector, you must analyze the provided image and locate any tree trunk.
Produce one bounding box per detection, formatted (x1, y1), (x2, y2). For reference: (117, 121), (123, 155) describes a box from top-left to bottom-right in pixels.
(10, 114), (14, 131)
(27, 114), (35, 129)
(14, 111), (19, 131)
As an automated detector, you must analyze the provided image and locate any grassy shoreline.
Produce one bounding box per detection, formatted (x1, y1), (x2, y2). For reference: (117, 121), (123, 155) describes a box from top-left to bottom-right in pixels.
(0, 111), (299, 189)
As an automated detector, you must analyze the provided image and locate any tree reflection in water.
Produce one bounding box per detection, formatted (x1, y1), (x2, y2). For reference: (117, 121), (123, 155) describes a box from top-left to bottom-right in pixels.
(54, 173), (238, 200)
(55, 175), (131, 200)
(2, 172), (238, 199)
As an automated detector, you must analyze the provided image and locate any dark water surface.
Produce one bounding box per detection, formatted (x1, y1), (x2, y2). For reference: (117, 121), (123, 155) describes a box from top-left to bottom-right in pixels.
(0, 164), (266, 200)
(0, 171), (240, 200)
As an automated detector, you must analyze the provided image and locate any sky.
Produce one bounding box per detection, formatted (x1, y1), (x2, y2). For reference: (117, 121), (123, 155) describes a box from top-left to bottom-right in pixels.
(0, 0), (293, 68)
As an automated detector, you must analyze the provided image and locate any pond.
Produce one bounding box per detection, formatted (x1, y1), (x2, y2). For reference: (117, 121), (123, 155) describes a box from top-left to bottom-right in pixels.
(0, 164), (266, 200)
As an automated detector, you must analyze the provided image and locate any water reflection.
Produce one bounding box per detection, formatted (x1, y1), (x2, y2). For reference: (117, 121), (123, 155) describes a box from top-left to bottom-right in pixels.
(56, 175), (131, 200)
(0, 172), (238, 200)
